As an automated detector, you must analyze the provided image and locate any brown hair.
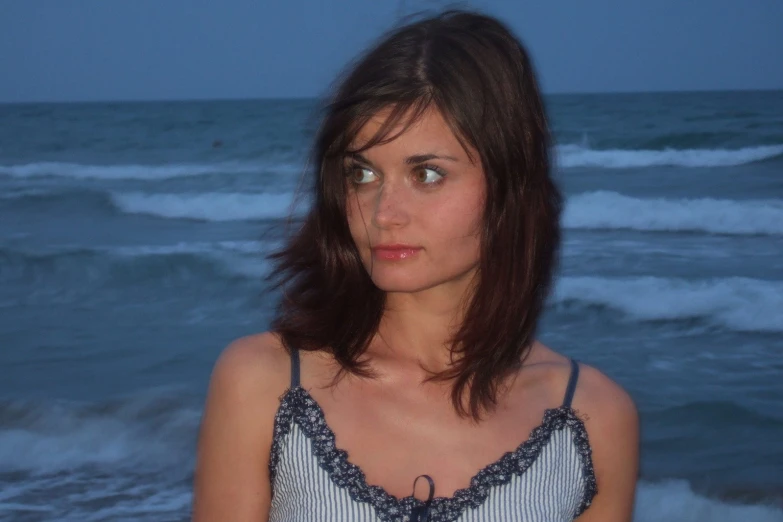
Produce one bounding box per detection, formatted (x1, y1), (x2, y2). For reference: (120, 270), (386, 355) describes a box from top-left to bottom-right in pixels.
(269, 9), (562, 420)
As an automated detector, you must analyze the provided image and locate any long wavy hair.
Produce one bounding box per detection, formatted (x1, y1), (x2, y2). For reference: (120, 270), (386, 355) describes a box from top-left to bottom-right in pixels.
(269, 9), (562, 420)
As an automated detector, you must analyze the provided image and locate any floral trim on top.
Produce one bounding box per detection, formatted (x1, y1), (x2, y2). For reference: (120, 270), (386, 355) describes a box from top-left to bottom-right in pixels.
(269, 386), (597, 522)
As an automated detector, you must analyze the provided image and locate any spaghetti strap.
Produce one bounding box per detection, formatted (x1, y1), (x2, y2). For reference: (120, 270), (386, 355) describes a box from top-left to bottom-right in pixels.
(289, 347), (300, 388)
(562, 359), (580, 408)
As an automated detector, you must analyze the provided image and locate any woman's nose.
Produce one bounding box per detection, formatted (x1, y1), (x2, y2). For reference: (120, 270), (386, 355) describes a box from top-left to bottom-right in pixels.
(371, 181), (410, 229)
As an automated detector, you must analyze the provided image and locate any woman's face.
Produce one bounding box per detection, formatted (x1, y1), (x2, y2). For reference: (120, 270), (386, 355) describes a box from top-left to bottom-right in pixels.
(344, 106), (486, 296)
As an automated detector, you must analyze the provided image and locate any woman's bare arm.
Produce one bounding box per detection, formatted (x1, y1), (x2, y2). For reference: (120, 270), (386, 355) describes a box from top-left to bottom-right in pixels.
(192, 333), (289, 522)
(574, 364), (640, 522)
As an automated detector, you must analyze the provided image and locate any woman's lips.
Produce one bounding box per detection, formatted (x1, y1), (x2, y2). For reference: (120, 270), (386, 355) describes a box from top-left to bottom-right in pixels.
(371, 245), (422, 261)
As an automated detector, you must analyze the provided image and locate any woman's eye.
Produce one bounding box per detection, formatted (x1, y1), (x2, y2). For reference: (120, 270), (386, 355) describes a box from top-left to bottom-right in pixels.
(350, 167), (377, 184)
(415, 167), (445, 184)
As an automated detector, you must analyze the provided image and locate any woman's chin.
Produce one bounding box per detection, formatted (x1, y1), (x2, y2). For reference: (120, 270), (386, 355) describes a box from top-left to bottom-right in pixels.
(368, 265), (478, 295)
(370, 274), (433, 294)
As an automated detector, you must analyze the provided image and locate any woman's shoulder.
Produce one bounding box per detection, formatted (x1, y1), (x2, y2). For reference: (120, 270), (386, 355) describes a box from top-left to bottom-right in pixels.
(527, 343), (637, 424)
(214, 331), (290, 374)
(208, 332), (291, 403)
(192, 332), (291, 519)
(533, 344), (639, 520)
(198, 332), (292, 451)
(568, 358), (639, 445)
(573, 364), (637, 422)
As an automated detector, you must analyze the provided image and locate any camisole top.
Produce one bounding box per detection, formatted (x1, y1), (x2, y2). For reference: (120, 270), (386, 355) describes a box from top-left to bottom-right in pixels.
(268, 349), (597, 521)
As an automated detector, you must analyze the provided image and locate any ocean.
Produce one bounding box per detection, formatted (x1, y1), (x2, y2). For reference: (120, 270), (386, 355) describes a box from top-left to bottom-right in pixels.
(0, 91), (782, 521)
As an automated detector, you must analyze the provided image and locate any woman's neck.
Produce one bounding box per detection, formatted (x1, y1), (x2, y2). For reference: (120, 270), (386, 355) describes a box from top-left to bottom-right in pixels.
(369, 287), (470, 374)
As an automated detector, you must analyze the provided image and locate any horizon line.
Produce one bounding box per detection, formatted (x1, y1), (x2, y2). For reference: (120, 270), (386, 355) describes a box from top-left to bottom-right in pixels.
(2, 86), (782, 106)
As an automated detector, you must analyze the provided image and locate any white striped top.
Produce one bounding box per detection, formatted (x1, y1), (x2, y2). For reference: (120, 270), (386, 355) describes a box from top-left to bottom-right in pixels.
(268, 350), (597, 522)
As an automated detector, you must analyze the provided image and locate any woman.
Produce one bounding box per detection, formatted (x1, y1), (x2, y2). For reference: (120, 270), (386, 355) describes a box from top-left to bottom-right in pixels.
(193, 9), (639, 522)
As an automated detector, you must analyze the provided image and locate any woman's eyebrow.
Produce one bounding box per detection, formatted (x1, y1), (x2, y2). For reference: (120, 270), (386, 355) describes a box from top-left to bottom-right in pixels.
(346, 152), (373, 165)
(346, 152), (459, 165)
(405, 153), (459, 164)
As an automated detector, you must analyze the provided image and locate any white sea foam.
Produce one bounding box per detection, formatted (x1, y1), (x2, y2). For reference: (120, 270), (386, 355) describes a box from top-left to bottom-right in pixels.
(2, 143), (780, 181)
(112, 240), (270, 256)
(107, 188), (783, 235)
(553, 276), (783, 332)
(111, 191), (303, 221)
(556, 143), (783, 168)
(564, 191), (783, 235)
(4, 143), (779, 183)
(0, 161), (298, 180)
(0, 397), (199, 473)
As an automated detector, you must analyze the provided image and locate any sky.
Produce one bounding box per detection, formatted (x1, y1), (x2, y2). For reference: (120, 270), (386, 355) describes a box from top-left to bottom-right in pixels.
(1, 0), (782, 103)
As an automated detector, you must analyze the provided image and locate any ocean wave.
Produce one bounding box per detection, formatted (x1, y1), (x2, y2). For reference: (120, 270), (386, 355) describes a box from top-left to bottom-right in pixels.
(0, 161), (298, 180)
(553, 276), (783, 333)
(0, 186), (117, 212)
(2, 144), (781, 183)
(0, 187), (303, 223)
(9, 186), (783, 236)
(556, 143), (783, 168)
(645, 400), (783, 429)
(113, 240), (270, 256)
(0, 242), (271, 289)
(637, 131), (745, 150)
(111, 191), (303, 221)
(0, 393), (200, 473)
(634, 480), (783, 522)
(564, 191), (783, 235)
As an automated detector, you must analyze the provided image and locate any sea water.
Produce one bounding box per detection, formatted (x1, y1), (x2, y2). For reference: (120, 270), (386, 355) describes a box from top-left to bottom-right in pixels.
(1, 91), (782, 521)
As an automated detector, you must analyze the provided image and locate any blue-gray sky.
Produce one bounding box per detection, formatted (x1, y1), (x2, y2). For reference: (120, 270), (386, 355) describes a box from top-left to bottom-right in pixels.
(2, 0), (782, 103)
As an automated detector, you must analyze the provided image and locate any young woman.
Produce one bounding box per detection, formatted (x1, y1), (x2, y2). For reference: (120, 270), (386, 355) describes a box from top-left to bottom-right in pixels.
(193, 9), (639, 522)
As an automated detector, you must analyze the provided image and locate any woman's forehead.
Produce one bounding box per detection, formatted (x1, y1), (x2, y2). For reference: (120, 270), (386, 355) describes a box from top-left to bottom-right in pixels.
(348, 105), (476, 163)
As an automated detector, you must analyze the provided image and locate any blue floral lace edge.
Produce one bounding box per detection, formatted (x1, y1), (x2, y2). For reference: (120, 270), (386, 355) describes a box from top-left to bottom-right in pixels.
(269, 386), (598, 522)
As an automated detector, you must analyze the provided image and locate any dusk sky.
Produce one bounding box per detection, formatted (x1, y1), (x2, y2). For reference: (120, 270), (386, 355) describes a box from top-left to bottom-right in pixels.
(2, 0), (782, 103)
